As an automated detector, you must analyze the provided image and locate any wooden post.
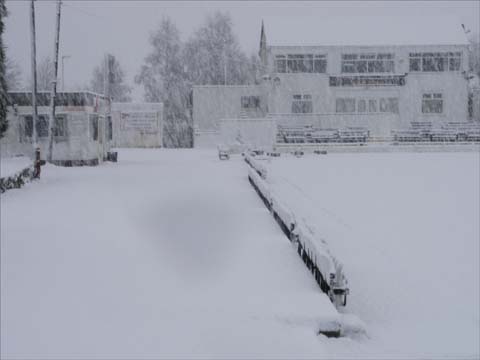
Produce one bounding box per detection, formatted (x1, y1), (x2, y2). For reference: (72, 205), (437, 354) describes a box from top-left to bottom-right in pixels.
(33, 147), (41, 179)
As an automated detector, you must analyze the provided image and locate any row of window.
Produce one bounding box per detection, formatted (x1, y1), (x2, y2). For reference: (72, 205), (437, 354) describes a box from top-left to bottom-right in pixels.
(275, 54), (327, 73)
(273, 52), (462, 74)
(22, 115), (68, 139)
(287, 93), (443, 114)
(341, 53), (395, 74)
(336, 97), (399, 114)
(20, 114), (112, 142)
(409, 52), (461, 72)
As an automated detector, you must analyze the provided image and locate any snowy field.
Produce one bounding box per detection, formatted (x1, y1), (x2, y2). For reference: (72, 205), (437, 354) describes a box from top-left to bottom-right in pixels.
(264, 152), (480, 358)
(2, 149), (344, 359)
(2, 149), (479, 359)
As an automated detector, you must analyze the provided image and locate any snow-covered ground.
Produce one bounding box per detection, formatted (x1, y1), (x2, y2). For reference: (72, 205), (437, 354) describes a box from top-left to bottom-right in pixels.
(264, 152), (480, 358)
(0, 156), (32, 178)
(2, 149), (344, 359)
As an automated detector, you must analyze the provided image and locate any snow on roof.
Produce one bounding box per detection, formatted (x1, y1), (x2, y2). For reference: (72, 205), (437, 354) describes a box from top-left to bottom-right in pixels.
(264, 16), (469, 47)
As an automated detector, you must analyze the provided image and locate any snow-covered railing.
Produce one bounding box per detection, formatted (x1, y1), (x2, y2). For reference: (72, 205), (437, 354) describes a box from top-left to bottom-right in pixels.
(246, 156), (349, 308)
(244, 153), (267, 179)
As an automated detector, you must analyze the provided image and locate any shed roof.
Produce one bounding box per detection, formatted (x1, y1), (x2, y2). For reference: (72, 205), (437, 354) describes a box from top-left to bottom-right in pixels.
(264, 16), (469, 47)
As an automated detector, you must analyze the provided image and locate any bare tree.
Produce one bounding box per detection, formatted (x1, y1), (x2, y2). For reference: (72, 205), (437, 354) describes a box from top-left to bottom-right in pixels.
(90, 54), (132, 102)
(136, 16), (191, 148)
(183, 11), (252, 86)
(5, 56), (22, 90)
(34, 56), (55, 91)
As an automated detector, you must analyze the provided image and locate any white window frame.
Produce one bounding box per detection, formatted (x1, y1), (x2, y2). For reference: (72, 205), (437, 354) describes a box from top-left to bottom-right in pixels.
(241, 96), (261, 109)
(421, 92), (444, 114)
(409, 52), (461, 72)
(341, 53), (395, 74)
(275, 54), (327, 74)
(292, 94), (313, 113)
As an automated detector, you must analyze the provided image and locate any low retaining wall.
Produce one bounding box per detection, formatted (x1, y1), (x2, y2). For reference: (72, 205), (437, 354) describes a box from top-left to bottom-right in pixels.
(245, 154), (349, 309)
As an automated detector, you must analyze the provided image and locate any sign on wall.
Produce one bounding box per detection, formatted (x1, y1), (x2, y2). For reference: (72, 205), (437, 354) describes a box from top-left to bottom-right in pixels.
(121, 112), (158, 133)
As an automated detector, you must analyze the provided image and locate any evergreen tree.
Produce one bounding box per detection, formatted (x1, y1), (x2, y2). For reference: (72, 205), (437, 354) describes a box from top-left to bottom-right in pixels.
(0, 0), (8, 138)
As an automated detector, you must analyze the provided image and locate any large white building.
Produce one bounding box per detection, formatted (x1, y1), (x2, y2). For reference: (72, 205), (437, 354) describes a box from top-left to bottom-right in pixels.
(193, 16), (474, 148)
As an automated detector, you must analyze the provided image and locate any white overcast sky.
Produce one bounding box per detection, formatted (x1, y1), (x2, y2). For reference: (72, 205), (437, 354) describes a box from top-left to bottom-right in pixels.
(5, 0), (480, 101)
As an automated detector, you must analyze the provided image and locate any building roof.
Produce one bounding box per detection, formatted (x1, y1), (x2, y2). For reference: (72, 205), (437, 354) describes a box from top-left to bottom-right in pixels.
(8, 91), (107, 107)
(263, 16), (469, 47)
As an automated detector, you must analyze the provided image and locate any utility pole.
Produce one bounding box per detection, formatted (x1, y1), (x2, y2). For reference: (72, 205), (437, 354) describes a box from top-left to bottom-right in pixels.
(29, 0), (38, 148)
(47, 0), (62, 162)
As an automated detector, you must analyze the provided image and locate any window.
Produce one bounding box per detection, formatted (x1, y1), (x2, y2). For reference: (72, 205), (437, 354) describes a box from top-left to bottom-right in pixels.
(409, 52), (461, 72)
(335, 97), (399, 114)
(275, 55), (286, 73)
(54, 115), (68, 138)
(36, 115), (49, 137)
(292, 94), (313, 113)
(90, 114), (99, 141)
(358, 99), (367, 113)
(275, 54), (327, 73)
(314, 55), (327, 73)
(23, 115), (33, 140)
(107, 115), (113, 141)
(422, 93), (443, 113)
(241, 96), (260, 109)
(20, 115), (49, 140)
(341, 53), (395, 73)
(336, 98), (356, 113)
(384, 98), (399, 113)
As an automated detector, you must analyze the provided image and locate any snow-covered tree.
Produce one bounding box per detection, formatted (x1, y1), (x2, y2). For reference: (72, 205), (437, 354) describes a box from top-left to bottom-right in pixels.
(33, 56), (55, 91)
(183, 12), (252, 86)
(5, 56), (21, 90)
(90, 54), (132, 102)
(0, 0), (8, 138)
(136, 16), (191, 148)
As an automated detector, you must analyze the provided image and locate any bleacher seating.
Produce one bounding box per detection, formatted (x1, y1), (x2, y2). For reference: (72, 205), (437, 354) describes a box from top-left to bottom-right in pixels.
(392, 121), (480, 143)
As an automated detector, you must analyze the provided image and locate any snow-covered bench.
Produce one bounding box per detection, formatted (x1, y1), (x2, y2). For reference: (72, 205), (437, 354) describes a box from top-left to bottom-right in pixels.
(246, 159), (349, 308)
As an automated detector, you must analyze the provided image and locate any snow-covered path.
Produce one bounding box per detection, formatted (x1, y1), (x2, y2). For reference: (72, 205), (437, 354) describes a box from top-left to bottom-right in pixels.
(1, 149), (339, 359)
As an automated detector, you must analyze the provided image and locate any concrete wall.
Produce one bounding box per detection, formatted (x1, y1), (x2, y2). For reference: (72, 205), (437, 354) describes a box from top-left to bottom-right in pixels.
(219, 118), (276, 150)
(111, 103), (163, 148)
(193, 85), (267, 131)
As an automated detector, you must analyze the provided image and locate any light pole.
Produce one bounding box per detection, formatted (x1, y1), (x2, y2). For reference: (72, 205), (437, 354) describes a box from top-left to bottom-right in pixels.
(61, 55), (70, 91)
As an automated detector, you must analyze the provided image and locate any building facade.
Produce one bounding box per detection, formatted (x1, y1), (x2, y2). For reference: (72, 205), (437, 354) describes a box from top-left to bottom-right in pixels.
(1, 92), (112, 165)
(193, 17), (473, 148)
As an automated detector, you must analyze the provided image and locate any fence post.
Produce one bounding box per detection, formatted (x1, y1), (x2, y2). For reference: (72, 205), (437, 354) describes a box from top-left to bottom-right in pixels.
(33, 147), (41, 179)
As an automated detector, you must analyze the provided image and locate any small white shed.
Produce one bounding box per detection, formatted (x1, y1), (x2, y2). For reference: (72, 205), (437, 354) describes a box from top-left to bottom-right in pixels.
(1, 91), (112, 165)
